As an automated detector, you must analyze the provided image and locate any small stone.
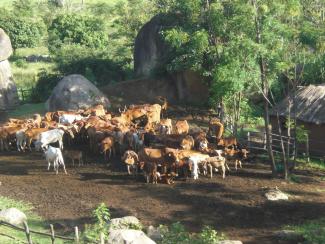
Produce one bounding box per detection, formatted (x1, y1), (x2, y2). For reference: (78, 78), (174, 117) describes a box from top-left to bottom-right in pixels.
(108, 229), (156, 244)
(264, 187), (289, 201)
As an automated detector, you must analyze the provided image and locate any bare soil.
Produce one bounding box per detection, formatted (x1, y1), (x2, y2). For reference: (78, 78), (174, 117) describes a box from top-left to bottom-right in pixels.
(0, 150), (324, 244)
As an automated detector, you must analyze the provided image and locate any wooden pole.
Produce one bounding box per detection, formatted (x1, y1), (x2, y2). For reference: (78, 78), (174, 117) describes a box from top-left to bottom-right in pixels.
(306, 134), (310, 163)
(247, 131), (251, 150)
(50, 224), (55, 244)
(74, 226), (79, 243)
(23, 221), (33, 244)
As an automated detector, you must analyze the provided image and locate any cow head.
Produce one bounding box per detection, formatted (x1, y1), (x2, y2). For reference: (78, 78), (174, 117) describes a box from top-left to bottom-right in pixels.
(240, 149), (249, 159)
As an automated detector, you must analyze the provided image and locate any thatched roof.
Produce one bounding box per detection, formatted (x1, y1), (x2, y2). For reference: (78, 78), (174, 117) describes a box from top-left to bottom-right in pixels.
(271, 84), (325, 125)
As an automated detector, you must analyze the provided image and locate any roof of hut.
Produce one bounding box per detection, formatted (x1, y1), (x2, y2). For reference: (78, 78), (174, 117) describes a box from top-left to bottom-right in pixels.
(270, 84), (325, 125)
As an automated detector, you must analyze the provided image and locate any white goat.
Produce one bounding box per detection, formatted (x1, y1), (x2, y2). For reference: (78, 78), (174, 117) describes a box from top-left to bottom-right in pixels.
(36, 129), (65, 150)
(44, 146), (67, 174)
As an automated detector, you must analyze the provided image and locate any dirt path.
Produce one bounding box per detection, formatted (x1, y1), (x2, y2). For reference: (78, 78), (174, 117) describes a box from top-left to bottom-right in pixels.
(0, 151), (324, 243)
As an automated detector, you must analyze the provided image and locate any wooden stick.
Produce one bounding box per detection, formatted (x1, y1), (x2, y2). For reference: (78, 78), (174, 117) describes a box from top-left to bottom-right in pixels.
(0, 221), (74, 240)
(50, 224), (55, 244)
(23, 221), (33, 244)
(74, 226), (79, 243)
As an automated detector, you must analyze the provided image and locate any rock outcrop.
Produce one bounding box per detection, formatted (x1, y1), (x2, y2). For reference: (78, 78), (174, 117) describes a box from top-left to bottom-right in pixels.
(133, 15), (209, 104)
(0, 28), (19, 111)
(46, 74), (110, 111)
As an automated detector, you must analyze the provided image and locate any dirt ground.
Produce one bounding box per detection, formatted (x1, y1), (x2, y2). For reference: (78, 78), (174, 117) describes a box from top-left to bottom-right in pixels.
(0, 151), (324, 244)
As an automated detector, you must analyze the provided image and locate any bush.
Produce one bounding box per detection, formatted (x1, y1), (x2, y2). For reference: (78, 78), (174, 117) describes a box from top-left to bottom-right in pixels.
(53, 44), (129, 86)
(160, 222), (225, 244)
(293, 218), (325, 244)
(0, 15), (46, 49)
(48, 13), (109, 51)
(30, 70), (62, 103)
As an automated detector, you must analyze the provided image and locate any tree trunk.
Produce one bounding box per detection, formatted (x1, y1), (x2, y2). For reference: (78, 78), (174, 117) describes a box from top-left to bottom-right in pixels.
(253, 0), (277, 176)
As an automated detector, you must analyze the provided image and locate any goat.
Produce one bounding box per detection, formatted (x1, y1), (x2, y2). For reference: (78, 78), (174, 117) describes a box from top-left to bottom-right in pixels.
(43, 146), (67, 174)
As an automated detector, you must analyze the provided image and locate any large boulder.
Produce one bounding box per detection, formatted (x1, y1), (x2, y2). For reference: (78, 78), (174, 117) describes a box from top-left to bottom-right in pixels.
(109, 216), (141, 231)
(0, 28), (19, 111)
(46, 74), (110, 111)
(0, 28), (13, 61)
(0, 208), (27, 225)
(133, 15), (208, 104)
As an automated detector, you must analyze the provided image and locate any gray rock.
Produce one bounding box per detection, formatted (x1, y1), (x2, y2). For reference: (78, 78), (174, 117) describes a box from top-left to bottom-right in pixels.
(0, 29), (19, 111)
(274, 230), (304, 241)
(217, 241), (243, 244)
(133, 15), (209, 104)
(0, 208), (27, 225)
(0, 28), (13, 61)
(108, 229), (156, 244)
(264, 187), (289, 201)
(46, 74), (110, 111)
(146, 225), (162, 241)
(109, 216), (141, 231)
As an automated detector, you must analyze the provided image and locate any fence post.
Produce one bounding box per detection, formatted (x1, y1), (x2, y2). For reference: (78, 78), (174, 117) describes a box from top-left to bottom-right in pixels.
(100, 232), (105, 244)
(263, 132), (267, 149)
(306, 134), (310, 163)
(50, 224), (55, 244)
(75, 226), (79, 243)
(23, 221), (33, 244)
(247, 131), (251, 150)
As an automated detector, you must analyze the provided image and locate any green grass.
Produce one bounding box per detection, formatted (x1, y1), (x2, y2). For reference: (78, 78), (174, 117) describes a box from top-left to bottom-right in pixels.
(296, 157), (325, 171)
(289, 218), (325, 244)
(8, 103), (46, 119)
(0, 196), (73, 244)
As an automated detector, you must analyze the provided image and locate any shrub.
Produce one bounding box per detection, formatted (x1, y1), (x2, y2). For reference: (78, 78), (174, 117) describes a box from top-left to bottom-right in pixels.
(0, 15), (46, 49)
(293, 218), (325, 244)
(53, 44), (129, 86)
(48, 13), (109, 51)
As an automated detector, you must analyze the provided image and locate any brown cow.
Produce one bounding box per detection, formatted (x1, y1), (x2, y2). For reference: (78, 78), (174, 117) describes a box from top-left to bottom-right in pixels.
(63, 150), (84, 167)
(100, 136), (115, 162)
(139, 161), (159, 184)
(224, 148), (249, 170)
(203, 156), (229, 179)
(121, 150), (139, 175)
(217, 137), (238, 149)
(208, 118), (224, 140)
(175, 120), (189, 135)
(180, 135), (195, 150)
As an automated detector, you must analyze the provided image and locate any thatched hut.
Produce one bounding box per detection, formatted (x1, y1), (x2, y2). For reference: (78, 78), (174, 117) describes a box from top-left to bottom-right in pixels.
(270, 84), (325, 156)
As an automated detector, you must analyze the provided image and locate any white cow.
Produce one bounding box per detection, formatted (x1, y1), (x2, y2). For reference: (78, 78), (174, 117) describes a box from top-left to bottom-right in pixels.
(59, 114), (83, 124)
(36, 129), (65, 150)
(188, 154), (210, 180)
(16, 129), (27, 152)
(44, 146), (67, 174)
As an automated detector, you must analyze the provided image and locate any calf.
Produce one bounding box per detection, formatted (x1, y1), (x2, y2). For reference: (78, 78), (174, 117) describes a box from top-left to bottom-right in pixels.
(188, 154), (210, 180)
(63, 150), (84, 167)
(217, 137), (238, 149)
(139, 161), (159, 184)
(44, 146), (67, 174)
(224, 148), (249, 170)
(203, 156), (229, 179)
(158, 118), (172, 135)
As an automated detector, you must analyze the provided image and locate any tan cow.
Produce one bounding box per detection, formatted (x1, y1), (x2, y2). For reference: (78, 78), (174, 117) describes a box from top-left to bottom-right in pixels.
(175, 120), (189, 135)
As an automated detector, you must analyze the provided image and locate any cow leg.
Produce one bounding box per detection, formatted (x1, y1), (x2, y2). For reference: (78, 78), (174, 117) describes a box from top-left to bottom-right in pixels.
(238, 160), (242, 168)
(48, 161), (51, 171)
(235, 160), (238, 171)
(208, 164), (213, 178)
(16, 140), (20, 152)
(127, 165), (131, 175)
(59, 139), (63, 150)
(63, 164), (67, 174)
(225, 162), (230, 171)
(221, 165), (226, 179)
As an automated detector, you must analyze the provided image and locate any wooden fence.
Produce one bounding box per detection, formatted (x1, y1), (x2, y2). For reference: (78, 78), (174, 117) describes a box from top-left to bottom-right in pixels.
(245, 131), (325, 162)
(0, 220), (105, 244)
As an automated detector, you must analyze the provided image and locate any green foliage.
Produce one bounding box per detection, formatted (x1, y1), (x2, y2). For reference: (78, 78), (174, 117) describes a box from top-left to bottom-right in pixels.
(48, 13), (109, 51)
(53, 44), (129, 86)
(14, 59), (28, 68)
(0, 15), (46, 49)
(82, 203), (111, 243)
(293, 218), (325, 244)
(160, 222), (225, 244)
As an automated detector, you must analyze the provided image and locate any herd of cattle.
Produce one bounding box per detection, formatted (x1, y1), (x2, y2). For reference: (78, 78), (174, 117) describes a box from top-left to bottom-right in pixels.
(0, 102), (249, 183)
